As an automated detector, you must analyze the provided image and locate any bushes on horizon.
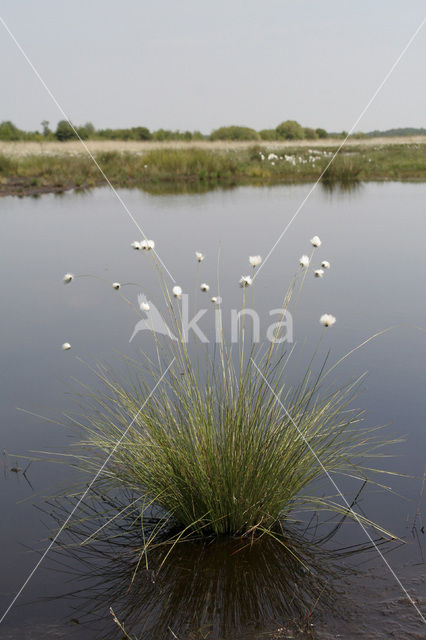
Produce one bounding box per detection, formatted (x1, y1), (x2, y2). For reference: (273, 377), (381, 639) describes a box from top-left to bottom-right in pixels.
(0, 121), (23, 141)
(259, 129), (279, 141)
(316, 128), (328, 139)
(303, 127), (318, 140)
(209, 126), (260, 141)
(275, 120), (305, 140)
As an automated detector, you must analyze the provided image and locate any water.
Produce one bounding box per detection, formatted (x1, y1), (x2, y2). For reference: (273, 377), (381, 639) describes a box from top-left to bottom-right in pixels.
(0, 182), (425, 638)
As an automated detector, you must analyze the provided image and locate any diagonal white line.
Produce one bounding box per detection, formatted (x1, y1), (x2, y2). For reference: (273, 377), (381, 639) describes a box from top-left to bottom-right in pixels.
(0, 15), (176, 283)
(0, 358), (175, 625)
(253, 16), (426, 281)
(250, 358), (426, 624)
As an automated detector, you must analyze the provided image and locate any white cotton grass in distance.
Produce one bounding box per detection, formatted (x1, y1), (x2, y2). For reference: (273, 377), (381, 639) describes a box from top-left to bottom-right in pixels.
(239, 275), (253, 288)
(321, 260), (331, 269)
(320, 314), (336, 327)
(211, 296), (221, 304)
(140, 301), (150, 312)
(299, 255), (310, 268)
(63, 273), (74, 284)
(172, 285), (182, 299)
(314, 269), (324, 278)
(62, 342), (71, 350)
(195, 251), (205, 262)
(249, 255), (262, 268)
(131, 241), (142, 250)
(200, 283), (210, 292)
(310, 235), (322, 248)
(112, 282), (121, 290)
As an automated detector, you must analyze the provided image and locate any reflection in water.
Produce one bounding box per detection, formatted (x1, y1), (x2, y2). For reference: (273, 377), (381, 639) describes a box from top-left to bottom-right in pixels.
(45, 493), (386, 640)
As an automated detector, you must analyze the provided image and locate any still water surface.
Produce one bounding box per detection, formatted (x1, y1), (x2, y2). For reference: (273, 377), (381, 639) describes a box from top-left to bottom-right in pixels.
(0, 182), (425, 638)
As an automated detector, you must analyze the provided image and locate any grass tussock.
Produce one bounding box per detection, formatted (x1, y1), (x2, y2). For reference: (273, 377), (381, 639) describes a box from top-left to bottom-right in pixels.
(61, 250), (398, 551)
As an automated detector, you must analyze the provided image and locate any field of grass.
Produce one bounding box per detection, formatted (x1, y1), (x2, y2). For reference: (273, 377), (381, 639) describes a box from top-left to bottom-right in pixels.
(1, 139), (426, 196)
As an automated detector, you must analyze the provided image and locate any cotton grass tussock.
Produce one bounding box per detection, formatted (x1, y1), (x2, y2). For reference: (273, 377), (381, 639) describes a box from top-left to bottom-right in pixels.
(59, 231), (398, 570)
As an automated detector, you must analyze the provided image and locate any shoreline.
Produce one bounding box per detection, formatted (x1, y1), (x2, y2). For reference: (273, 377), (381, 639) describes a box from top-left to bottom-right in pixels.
(1, 140), (426, 198)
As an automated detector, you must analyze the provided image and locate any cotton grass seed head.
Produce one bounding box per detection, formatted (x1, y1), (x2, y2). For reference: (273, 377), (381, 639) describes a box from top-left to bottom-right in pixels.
(299, 255), (310, 268)
(62, 342), (71, 350)
(249, 255), (262, 267)
(314, 269), (324, 278)
(321, 260), (331, 269)
(211, 296), (221, 304)
(140, 301), (150, 312)
(239, 275), (253, 288)
(195, 251), (205, 262)
(131, 241), (142, 250)
(112, 282), (121, 290)
(320, 314), (336, 327)
(141, 239), (155, 251)
(172, 285), (182, 299)
(310, 235), (322, 248)
(63, 273), (74, 284)
(200, 283), (210, 292)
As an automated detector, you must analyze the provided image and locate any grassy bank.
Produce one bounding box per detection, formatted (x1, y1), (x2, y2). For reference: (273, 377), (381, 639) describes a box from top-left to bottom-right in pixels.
(1, 143), (426, 196)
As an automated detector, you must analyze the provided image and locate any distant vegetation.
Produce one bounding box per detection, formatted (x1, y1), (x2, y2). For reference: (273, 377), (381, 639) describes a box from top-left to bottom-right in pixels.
(2, 143), (426, 197)
(1, 118), (425, 143)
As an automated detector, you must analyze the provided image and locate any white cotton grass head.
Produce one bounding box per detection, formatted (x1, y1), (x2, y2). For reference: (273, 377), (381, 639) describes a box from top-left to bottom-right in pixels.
(299, 255), (310, 268)
(131, 241), (142, 250)
(314, 269), (324, 278)
(140, 239), (155, 251)
(62, 342), (71, 351)
(321, 260), (331, 269)
(249, 255), (262, 268)
(63, 273), (74, 284)
(320, 314), (336, 327)
(211, 296), (221, 304)
(310, 235), (322, 248)
(239, 275), (253, 288)
(140, 301), (150, 312)
(112, 282), (121, 290)
(195, 251), (205, 262)
(200, 283), (210, 292)
(172, 285), (182, 299)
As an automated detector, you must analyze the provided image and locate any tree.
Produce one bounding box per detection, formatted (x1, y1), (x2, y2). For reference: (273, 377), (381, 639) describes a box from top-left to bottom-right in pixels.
(303, 127), (318, 140)
(315, 127), (328, 139)
(0, 121), (22, 140)
(55, 120), (76, 141)
(209, 126), (260, 141)
(41, 120), (51, 136)
(275, 120), (305, 140)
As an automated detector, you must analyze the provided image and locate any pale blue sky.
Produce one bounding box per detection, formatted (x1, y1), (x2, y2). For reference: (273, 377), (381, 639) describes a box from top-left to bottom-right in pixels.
(1, 1), (425, 133)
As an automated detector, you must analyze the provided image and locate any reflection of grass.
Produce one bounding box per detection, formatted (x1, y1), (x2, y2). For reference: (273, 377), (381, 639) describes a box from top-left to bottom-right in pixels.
(48, 491), (379, 640)
(1, 143), (426, 196)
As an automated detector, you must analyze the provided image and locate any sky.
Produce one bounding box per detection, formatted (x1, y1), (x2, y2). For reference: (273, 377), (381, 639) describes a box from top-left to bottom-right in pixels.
(1, 0), (425, 134)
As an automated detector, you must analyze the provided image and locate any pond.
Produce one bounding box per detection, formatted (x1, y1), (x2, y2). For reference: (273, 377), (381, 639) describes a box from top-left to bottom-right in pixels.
(0, 182), (425, 639)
